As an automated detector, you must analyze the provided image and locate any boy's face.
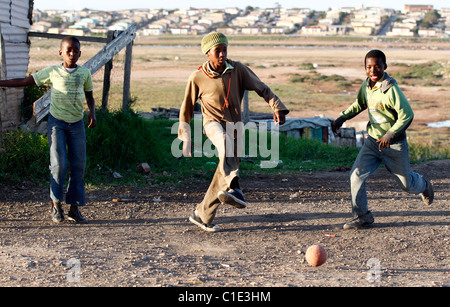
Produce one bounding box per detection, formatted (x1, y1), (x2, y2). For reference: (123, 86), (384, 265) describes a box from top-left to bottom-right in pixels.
(60, 40), (81, 68)
(206, 43), (227, 70)
(365, 57), (386, 85)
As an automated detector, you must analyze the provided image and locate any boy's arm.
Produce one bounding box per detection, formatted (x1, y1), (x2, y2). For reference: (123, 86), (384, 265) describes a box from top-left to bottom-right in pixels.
(340, 83), (367, 120)
(178, 76), (199, 136)
(332, 83), (367, 133)
(240, 63), (289, 122)
(85, 91), (97, 128)
(378, 84), (414, 149)
(0, 76), (35, 88)
(178, 75), (200, 157)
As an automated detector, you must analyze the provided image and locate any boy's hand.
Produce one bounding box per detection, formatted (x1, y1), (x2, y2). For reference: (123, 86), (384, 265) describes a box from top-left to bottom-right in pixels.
(273, 110), (287, 126)
(182, 138), (192, 157)
(87, 111), (97, 128)
(376, 137), (390, 151)
(178, 122), (192, 157)
(331, 116), (346, 134)
(85, 91), (96, 128)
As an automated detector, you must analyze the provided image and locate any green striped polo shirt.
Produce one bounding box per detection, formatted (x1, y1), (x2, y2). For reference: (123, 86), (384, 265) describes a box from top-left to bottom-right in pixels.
(33, 64), (94, 123)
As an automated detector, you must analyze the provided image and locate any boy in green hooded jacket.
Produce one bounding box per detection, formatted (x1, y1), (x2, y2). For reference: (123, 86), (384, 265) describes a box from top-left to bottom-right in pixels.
(332, 49), (434, 229)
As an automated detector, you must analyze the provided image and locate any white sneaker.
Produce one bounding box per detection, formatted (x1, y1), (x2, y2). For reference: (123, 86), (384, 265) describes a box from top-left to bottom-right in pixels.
(189, 210), (220, 232)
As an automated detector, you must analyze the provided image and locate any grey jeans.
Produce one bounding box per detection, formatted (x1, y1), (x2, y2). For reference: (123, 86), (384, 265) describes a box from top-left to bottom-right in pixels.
(350, 136), (426, 217)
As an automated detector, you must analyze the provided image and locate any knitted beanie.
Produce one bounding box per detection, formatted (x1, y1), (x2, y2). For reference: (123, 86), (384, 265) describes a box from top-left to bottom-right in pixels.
(201, 32), (228, 54)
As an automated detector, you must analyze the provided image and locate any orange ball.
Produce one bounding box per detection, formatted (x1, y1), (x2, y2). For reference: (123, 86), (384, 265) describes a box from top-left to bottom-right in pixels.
(305, 245), (327, 267)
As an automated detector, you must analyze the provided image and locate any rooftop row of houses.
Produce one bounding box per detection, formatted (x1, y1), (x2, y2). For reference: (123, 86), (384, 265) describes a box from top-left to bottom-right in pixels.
(387, 6), (450, 37)
(31, 5), (450, 38)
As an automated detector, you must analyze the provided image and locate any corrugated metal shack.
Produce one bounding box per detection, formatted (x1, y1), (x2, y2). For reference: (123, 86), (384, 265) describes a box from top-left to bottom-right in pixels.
(252, 117), (358, 147)
(0, 0), (32, 131)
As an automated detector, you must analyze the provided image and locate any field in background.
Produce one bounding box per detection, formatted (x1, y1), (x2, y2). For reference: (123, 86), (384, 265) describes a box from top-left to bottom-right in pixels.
(27, 35), (450, 148)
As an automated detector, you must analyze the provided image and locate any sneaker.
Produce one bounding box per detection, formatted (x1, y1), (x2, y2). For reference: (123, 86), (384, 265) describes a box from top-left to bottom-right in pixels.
(218, 188), (247, 209)
(67, 206), (88, 224)
(189, 210), (220, 232)
(50, 202), (64, 223)
(343, 211), (374, 230)
(420, 178), (434, 205)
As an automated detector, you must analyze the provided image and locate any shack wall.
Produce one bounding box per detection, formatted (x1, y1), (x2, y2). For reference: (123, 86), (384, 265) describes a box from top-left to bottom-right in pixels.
(0, 0), (32, 130)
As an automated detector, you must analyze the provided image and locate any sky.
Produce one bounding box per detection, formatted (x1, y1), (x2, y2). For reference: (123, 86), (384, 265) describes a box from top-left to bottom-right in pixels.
(33, 0), (449, 12)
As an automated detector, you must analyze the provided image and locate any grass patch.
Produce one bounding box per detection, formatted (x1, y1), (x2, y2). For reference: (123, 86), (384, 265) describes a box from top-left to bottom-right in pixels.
(393, 61), (447, 86)
(1, 109), (448, 186)
(0, 131), (49, 182)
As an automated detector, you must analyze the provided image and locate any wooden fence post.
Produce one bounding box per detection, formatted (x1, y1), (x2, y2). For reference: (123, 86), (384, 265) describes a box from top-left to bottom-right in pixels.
(242, 90), (249, 124)
(101, 30), (115, 110)
(122, 41), (133, 111)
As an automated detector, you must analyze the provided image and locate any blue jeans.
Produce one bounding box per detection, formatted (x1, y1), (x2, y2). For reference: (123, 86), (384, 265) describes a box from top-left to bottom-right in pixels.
(47, 114), (86, 206)
(350, 136), (426, 217)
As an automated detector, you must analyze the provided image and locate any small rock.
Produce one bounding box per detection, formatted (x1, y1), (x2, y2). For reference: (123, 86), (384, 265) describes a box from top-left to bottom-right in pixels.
(136, 163), (151, 174)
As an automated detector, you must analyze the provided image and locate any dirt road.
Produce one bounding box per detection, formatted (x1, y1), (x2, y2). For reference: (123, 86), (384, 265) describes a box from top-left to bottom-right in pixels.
(0, 160), (448, 287)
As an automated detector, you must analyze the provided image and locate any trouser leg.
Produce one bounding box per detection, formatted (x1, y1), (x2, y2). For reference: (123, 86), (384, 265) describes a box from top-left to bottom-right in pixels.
(381, 139), (426, 195)
(65, 120), (87, 207)
(47, 114), (67, 204)
(350, 137), (381, 217)
(196, 122), (240, 225)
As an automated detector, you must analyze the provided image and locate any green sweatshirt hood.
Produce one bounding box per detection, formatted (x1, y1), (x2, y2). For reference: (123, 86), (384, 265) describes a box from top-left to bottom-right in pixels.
(368, 72), (397, 93)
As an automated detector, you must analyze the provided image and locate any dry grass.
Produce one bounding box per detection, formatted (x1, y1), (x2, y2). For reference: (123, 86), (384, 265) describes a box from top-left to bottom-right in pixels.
(28, 36), (450, 147)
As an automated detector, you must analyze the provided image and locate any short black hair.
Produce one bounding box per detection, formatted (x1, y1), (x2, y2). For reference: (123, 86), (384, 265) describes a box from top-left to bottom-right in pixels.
(365, 49), (386, 66)
(60, 36), (81, 49)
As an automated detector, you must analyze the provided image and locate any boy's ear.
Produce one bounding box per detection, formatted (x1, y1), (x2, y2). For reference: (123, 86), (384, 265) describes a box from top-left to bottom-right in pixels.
(384, 63), (388, 70)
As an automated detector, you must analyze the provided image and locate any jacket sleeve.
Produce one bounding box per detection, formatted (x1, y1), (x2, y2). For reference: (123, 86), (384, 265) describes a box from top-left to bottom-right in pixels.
(178, 73), (199, 139)
(383, 84), (414, 142)
(340, 82), (367, 120)
(240, 63), (289, 114)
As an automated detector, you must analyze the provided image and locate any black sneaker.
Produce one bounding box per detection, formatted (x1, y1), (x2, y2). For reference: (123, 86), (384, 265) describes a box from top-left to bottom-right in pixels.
(420, 178), (434, 205)
(67, 206), (88, 224)
(189, 210), (220, 232)
(50, 202), (64, 223)
(343, 211), (374, 230)
(218, 188), (247, 209)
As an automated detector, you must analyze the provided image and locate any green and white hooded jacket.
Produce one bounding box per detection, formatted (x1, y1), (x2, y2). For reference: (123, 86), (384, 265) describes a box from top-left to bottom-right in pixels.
(340, 72), (414, 143)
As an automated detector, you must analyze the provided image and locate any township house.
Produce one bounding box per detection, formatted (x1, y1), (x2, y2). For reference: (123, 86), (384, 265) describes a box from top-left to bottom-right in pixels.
(0, 0), (32, 132)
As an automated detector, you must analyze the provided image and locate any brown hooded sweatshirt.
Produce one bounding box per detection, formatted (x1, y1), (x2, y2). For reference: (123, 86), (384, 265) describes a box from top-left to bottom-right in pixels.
(179, 59), (289, 133)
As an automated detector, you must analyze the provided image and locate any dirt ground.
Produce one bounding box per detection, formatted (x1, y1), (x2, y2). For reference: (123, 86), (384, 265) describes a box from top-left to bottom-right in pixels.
(2, 37), (447, 289)
(0, 159), (448, 287)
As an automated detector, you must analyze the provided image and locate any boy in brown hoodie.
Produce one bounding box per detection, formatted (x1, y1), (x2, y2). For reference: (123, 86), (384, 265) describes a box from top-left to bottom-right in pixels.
(179, 32), (289, 232)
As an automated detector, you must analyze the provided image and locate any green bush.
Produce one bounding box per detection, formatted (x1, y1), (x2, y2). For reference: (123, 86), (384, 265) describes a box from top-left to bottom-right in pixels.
(0, 130), (49, 182)
(1, 109), (448, 185)
(21, 81), (50, 122)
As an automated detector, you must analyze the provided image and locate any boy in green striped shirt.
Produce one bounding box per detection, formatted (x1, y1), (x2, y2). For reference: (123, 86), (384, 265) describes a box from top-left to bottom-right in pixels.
(332, 49), (434, 229)
(0, 36), (96, 223)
